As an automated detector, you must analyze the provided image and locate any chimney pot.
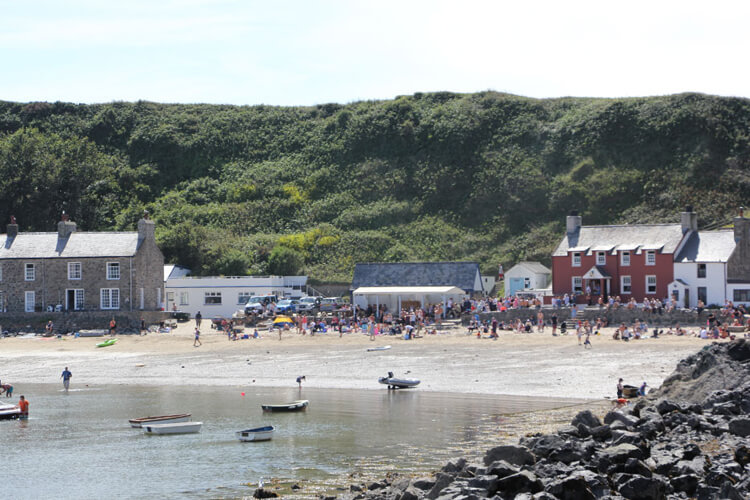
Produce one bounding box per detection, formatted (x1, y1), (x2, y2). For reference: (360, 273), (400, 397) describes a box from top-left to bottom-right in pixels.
(7, 215), (18, 239)
(684, 205), (693, 213)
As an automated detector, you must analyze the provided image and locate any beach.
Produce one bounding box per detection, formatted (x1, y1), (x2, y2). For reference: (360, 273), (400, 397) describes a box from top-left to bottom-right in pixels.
(0, 322), (713, 399)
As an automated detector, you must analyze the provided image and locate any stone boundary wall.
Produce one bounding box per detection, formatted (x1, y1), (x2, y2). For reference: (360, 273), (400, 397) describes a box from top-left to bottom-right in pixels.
(0, 311), (170, 333)
(464, 307), (720, 327)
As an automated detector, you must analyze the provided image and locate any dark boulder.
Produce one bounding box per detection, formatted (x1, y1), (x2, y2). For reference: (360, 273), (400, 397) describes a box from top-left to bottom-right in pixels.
(253, 488), (279, 499)
(483, 445), (535, 467)
(486, 460), (519, 479)
(615, 474), (668, 500)
(410, 477), (435, 491)
(603, 411), (638, 428)
(426, 473), (454, 500)
(670, 474), (699, 495)
(726, 338), (750, 361)
(655, 399), (681, 415)
(493, 470), (543, 497)
(397, 486), (421, 500)
(546, 474), (595, 500)
(734, 444), (750, 466)
(623, 458), (652, 478)
(728, 417), (750, 437)
(589, 424), (612, 441)
(682, 443), (701, 460)
(442, 457), (467, 474)
(571, 410), (602, 429)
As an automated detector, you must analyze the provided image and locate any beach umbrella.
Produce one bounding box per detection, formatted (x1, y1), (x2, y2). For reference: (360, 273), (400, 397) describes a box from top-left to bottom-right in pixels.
(273, 315), (294, 326)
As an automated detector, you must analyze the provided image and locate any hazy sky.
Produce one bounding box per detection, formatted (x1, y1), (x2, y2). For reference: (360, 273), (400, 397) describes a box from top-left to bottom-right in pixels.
(2, 0), (748, 106)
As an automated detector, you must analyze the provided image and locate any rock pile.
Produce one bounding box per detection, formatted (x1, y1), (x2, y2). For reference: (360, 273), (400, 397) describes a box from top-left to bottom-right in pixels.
(336, 340), (750, 500)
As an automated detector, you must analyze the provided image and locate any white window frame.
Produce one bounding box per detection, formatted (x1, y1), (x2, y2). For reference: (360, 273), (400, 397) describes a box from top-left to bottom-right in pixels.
(25, 291), (35, 312)
(646, 275), (657, 295)
(204, 292), (222, 305)
(645, 250), (656, 266)
(238, 291), (253, 304)
(25, 263), (35, 281)
(621, 275), (632, 294)
(67, 289), (85, 310)
(572, 276), (582, 294)
(620, 251), (630, 266)
(523, 277), (530, 289)
(179, 292), (189, 306)
(68, 262), (82, 280)
(100, 288), (120, 310)
(572, 252), (581, 267)
(106, 262), (120, 280)
(596, 252), (606, 266)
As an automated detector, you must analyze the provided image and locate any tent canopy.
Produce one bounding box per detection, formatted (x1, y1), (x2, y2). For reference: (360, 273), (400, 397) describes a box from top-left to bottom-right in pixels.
(352, 286), (466, 295)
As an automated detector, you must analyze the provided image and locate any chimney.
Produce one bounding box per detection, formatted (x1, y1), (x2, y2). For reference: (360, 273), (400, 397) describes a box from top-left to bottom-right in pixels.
(137, 211), (155, 241)
(566, 210), (582, 234)
(57, 211), (76, 239)
(7, 215), (18, 238)
(734, 207), (749, 243)
(680, 205), (698, 234)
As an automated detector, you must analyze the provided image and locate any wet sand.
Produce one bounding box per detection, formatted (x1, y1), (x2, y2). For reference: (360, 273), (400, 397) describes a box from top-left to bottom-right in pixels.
(0, 322), (714, 399)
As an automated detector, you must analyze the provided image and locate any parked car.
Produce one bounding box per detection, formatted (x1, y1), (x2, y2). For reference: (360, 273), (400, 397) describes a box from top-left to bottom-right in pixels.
(319, 297), (340, 312)
(275, 299), (299, 314)
(297, 296), (320, 313)
(243, 295), (278, 315)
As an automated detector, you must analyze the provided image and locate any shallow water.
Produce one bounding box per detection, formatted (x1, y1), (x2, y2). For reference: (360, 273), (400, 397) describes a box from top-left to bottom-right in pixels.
(2, 384), (592, 499)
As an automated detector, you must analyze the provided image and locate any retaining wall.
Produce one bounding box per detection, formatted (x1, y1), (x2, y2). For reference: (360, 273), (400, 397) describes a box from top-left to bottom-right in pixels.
(0, 310), (170, 333)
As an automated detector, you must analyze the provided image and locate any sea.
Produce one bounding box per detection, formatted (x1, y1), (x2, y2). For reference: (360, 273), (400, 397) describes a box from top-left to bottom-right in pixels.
(2, 384), (591, 499)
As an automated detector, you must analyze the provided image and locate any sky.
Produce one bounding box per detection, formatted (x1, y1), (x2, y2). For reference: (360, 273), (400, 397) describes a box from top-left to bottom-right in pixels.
(2, 0), (749, 106)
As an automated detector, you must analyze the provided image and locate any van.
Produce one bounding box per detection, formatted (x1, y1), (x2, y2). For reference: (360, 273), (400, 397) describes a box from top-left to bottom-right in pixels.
(319, 297), (339, 312)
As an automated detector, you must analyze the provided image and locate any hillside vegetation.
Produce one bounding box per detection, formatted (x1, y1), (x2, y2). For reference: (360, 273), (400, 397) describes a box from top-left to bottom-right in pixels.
(1, 92), (749, 282)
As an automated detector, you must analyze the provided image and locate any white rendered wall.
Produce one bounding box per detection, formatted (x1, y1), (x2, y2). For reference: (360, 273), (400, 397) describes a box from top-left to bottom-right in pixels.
(673, 262), (726, 308)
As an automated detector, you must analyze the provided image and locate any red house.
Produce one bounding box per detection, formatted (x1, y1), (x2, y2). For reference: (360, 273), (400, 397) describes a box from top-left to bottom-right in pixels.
(551, 209), (697, 303)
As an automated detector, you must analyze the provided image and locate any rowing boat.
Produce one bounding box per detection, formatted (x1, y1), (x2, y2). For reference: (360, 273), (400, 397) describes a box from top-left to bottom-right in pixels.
(143, 421), (202, 434)
(236, 425), (275, 441)
(261, 400), (309, 412)
(129, 413), (192, 428)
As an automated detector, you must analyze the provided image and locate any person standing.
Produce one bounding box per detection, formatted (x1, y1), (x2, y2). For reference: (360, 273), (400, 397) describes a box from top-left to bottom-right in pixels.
(61, 367), (72, 392)
(617, 378), (624, 399)
(109, 317), (117, 335)
(18, 395), (29, 418)
(193, 327), (202, 347)
(583, 332), (592, 349)
(551, 313), (558, 336)
(638, 382), (648, 396)
(195, 311), (202, 328)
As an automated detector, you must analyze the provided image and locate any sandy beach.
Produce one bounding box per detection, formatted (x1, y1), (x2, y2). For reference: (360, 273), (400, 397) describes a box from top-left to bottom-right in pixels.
(0, 321), (719, 400)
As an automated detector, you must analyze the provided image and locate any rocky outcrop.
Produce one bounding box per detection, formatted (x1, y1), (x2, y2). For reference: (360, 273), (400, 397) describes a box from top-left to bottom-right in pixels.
(337, 340), (750, 500)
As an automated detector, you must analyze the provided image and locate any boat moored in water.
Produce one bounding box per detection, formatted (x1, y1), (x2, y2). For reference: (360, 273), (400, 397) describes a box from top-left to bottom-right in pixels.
(236, 425), (275, 441)
(0, 403), (22, 420)
(261, 400), (309, 412)
(143, 421), (202, 434)
(129, 413), (192, 428)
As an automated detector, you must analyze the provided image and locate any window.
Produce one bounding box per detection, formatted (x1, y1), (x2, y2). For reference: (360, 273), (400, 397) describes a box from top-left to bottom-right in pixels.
(106, 262), (120, 280)
(70, 289), (85, 310)
(167, 291), (175, 302)
(646, 275), (657, 294)
(621, 276), (632, 294)
(25, 291), (35, 312)
(100, 288), (120, 309)
(697, 264), (706, 278)
(620, 251), (630, 266)
(238, 292), (253, 304)
(645, 250), (656, 266)
(204, 292), (222, 305)
(572, 252), (581, 267)
(524, 277), (531, 289)
(25, 263), (35, 281)
(733, 289), (750, 302)
(698, 287), (707, 304)
(68, 262), (82, 280)
(179, 292), (189, 306)
(572, 277), (583, 294)
(596, 252), (606, 266)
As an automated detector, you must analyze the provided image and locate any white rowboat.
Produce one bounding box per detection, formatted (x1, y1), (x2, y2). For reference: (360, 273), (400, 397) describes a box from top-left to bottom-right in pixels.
(129, 413), (192, 428)
(236, 425), (275, 442)
(143, 421), (202, 434)
(366, 345), (392, 352)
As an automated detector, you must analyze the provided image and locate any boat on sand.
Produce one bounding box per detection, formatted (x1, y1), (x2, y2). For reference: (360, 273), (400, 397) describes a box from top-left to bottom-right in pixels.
(378, 371), (420, 389)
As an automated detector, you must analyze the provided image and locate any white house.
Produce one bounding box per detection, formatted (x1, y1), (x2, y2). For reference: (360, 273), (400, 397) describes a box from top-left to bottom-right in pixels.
(504, 261), (551, 296)
(164, 272), (308, 318)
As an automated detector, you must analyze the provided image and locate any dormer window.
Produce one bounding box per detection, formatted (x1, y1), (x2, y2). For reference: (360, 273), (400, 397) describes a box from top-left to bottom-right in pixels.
(621, 251), (630, 266)
(572, 252), (581, 267)
(645, 250), (656, 266)
(596, 252), (606, 266)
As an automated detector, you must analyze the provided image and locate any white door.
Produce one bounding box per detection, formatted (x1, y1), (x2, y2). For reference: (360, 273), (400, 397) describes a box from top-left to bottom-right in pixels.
(25, 291), (35, 312)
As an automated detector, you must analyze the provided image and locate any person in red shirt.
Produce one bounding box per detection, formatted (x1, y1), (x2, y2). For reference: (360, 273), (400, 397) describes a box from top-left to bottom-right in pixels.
(18, 395), (29, 418)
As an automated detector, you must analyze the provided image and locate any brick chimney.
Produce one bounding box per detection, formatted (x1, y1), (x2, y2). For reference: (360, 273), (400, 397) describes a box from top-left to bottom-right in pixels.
(57, 211), (76, 239)
(7, 215), (18, 238)
(680, 205), (698, 234)
(137, 211), (155, 241)
(566, 210), (582, 234)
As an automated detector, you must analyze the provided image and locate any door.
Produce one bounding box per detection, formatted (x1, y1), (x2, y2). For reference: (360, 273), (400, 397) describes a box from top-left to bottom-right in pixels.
(697, 287), (707, 305)
(25, 291), (35, 312)
(67, 289), (75, 311)
(509, 278), (524, 296)
(684, 289), (690, 309)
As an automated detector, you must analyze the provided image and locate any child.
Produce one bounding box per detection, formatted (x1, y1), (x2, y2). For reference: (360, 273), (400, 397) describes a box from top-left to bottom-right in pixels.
(584, 332), (592, 349)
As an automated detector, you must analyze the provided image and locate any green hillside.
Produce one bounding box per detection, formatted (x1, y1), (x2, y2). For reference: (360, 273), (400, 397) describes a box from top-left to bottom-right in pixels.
(1, 92), (749, 282)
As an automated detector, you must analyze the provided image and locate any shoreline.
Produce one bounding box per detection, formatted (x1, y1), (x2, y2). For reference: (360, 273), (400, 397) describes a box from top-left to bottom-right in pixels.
(0, 321), (717, 400)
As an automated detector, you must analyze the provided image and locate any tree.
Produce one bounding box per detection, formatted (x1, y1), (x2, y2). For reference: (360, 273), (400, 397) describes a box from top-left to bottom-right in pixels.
(267, 246), (304, 276)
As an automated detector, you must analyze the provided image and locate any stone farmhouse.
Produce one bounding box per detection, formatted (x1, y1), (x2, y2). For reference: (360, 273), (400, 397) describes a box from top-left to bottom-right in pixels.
(0, 213), (164, 324)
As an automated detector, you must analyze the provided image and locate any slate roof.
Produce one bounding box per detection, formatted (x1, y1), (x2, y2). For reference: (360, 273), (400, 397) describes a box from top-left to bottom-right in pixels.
(509, 261), (551, 275)
(0, 232), (141, 259)
(553, 224), (686, 257)
(350, 262), (482, 292)
(674, 230), (735, 263)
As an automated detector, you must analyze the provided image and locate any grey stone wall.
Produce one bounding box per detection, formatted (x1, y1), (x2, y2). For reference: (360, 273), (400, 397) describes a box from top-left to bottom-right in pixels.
(0, 310), (170, 333)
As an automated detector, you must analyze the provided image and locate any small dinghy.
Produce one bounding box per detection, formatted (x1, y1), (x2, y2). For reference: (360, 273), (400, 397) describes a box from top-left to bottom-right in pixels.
(0, 403), (22, 420)
(261, 400), (309, 412)
(143, 421), (202, 434)
(366, 345), (392, 352)
(96, 338), (117, 348)
(378, 371), (420, 389)
(236, 425), (275, 441)
(129, 413), (192, 428)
